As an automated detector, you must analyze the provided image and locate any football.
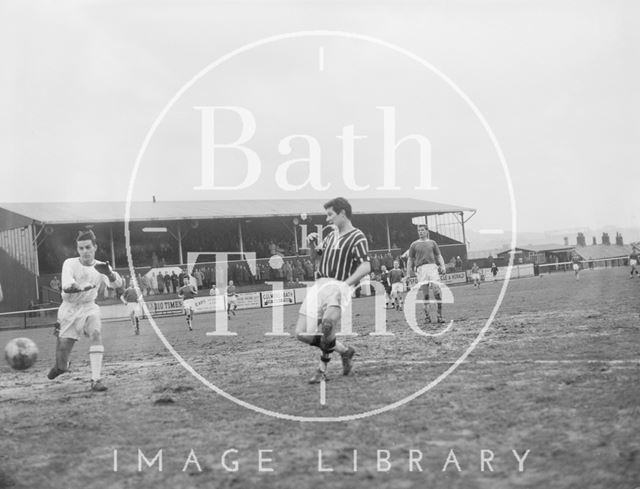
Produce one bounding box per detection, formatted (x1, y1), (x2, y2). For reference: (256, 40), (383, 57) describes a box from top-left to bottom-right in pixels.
(4, 337), (39, 370)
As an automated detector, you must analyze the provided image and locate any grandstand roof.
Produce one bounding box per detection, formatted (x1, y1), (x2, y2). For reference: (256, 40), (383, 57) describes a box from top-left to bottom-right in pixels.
(0, 199), (474, 230)
(573, 244), (633, 260)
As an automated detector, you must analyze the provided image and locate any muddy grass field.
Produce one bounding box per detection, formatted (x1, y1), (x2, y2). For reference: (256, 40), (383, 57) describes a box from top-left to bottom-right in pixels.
(1, 268), (639, 489)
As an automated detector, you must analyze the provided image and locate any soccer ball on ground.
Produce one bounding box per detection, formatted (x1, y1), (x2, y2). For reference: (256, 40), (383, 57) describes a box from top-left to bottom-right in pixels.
(4, 337), (39, 370)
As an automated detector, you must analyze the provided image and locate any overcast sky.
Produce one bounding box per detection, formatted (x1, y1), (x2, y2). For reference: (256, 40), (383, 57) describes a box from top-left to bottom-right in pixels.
(1, 0), (638, 234)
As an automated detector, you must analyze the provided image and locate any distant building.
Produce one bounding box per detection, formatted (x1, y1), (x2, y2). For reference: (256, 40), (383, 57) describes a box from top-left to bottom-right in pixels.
(573, 244), (632, 268)
(496, 244), (574, 265)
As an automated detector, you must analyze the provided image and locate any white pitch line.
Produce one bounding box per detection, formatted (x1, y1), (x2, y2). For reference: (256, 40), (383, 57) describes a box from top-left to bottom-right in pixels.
(478, 229), (505, 234)
(318, 47), (324, 71)
(320, 379), (326, 405)
(359, 359), (639, 365)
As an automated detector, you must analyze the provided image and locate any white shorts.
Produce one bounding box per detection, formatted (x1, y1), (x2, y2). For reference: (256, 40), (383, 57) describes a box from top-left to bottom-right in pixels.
(472, 273), (480, 281)
(183, 299), (196, 313)
(227, 295), (237, 306)
(572, 264), (580, 272)
(126, 302), (142, 318)
(391, 282), (405, 297)
(57, 302), (101, 340)
(298, 278), (352, 332)
(417, 264), (441, 284)
(630, 259), (637, 267)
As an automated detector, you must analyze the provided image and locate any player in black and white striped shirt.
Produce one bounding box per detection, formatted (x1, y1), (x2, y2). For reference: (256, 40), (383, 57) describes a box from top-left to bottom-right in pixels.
(295, 197), (371, 384)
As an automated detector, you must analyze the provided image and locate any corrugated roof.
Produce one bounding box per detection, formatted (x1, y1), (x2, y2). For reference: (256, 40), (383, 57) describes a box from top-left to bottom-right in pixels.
(573, 244), (633, 260)
(0, 198), (474, 228)
(497, 244), (574, 255)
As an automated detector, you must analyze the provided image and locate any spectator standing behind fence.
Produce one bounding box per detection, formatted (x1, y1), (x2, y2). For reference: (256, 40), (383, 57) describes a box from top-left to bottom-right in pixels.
(283, 261), (293, 283)
(164, 272), (172, 294)
(471, 263), (481, 288)
(150, 272), (158, 295)
(171, 271), (179, 292)
(156, 272), (165, 294)
(50, 276), (61, 292)
(303, 259), (314, 280)
(194, 268), (204, 289)
(455, 256), (463, 271)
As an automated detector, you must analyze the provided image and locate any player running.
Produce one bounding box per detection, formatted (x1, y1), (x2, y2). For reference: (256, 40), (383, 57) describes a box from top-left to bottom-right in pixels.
(406, 224), (446, 324)
(629, 250), (639, 278)
(177, 277), (197, 331)
(294, 197), (370, 384)
(389, 260), (405, 311)
(471, 262), (481, 288)
(572, 254), (581, 280)
(121, 285), (143, 335)
(379, 265), (392, 308)
(47, 230), (124, 392)
(226, 280), (238, 318)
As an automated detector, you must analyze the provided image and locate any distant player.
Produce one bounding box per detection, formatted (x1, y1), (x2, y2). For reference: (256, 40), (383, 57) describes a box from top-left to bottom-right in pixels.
(572, 254), (581, 280)
(491, 262), (499, 281)
(226, 280), (238, 318)
(629, 250), (639, 278)
(471, 263), (481, 288)
(407, 224), (446, 324)
(389, 260), (405, 310)
(177, 277), (197, 331)
(47, 230), (123, 392)
(379, 265), (392, 308)
(120, 285), (142, 335)
(295, 197), (370, 384)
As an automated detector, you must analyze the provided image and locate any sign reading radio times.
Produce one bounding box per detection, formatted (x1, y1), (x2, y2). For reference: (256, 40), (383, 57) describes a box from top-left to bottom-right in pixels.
(145, 299), (184, 317)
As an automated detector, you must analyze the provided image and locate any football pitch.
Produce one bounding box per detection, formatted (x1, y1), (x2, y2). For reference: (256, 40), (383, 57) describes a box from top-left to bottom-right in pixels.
(1, 268), (638, 489)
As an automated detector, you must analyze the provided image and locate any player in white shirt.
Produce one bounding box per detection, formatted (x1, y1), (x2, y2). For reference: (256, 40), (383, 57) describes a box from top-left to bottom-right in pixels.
(47, 230), (123, 392)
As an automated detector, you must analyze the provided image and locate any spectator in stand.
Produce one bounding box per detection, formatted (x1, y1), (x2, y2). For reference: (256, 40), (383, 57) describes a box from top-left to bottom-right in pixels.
(50, 276), (61, 292)
(371, 254), (380, 273)
(157, 272), (165, 294)
(303, 259), (314, 280)
(194, 268), (204, 290)
(150, 272), (158, 295)
(202, 266), (211, 288)
(283, 260), (293, 284)
(139, 273), (149, 296)
(178, 269), (187, 286)
(294, 262), (304, 283)
(164, 272), (173, 294)
(136, 273), (144, 290)
(455, 256), (463, 271)
(240, 264), (249, 285)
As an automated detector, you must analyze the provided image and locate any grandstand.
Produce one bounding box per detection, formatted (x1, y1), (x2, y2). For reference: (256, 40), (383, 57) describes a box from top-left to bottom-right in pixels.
(0, 198), (474, 312)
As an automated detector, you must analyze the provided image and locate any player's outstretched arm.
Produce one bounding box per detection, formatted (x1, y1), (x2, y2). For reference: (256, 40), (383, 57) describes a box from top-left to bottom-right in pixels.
(63, 283), (95, 293)
(94, 260), (123, 287)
